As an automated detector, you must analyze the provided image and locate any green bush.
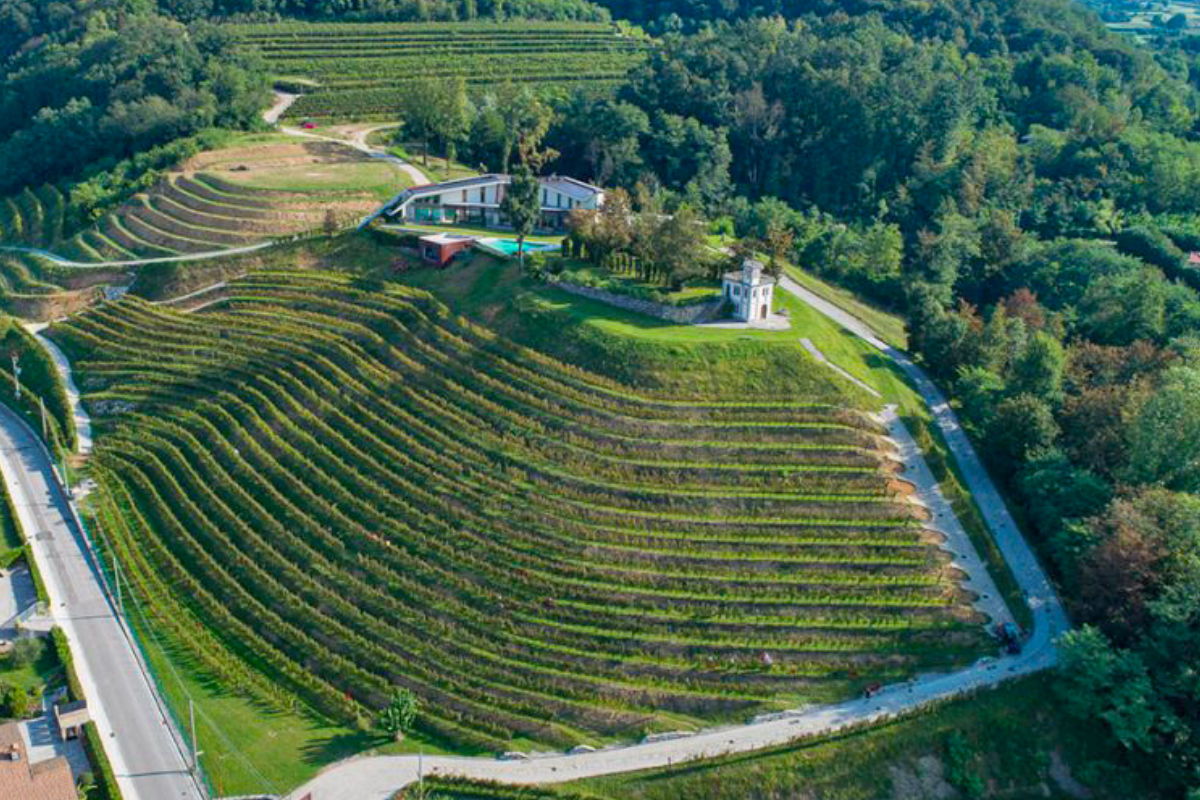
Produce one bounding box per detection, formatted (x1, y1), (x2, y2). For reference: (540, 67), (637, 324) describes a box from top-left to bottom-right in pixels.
(82, 721), (122, 800)
(10, 636), (44, 668)
(0, 680), (33, 719)
(24, 545), (48, 605)
(0, 546), (21, 569)
(51, 627), (83, 702)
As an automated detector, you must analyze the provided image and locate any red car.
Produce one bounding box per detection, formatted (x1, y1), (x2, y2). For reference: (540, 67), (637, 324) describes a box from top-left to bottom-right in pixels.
(302, 121), (317, 130)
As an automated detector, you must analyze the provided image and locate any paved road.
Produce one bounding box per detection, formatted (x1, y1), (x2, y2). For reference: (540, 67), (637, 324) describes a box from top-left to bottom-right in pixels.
(0, 241), (274, 269)
(286, 282), (1070, 800)
(777, 275), (1069, 637)
(0, 403), (201, 800)
(24, 324), (93, 455)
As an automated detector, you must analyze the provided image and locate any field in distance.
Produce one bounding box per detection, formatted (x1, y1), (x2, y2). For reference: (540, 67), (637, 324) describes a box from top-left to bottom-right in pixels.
(231, 21), (651, 119)
(54, 270), (988, 791)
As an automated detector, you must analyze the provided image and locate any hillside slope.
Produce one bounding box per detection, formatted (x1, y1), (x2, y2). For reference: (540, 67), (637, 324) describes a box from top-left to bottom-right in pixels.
(51, 272), (986, 765)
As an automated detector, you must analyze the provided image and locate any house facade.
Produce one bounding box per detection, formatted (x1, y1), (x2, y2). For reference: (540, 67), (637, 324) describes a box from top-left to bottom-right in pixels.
(418, 233), (475, 267)
(385, 174), (605, 232)
(722, 259), (775, 323)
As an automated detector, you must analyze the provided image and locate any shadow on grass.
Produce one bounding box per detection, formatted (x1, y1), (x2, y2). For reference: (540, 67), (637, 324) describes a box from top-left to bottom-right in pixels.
(301, 730), (380, 767)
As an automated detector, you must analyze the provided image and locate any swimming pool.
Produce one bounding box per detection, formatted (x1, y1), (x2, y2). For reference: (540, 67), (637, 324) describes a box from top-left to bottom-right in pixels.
(476, 238), (561, 257)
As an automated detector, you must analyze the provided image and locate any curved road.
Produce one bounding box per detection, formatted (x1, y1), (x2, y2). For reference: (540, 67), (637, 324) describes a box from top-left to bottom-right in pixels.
(0, 402), (201, 800)
(286, 279), (1070, 800)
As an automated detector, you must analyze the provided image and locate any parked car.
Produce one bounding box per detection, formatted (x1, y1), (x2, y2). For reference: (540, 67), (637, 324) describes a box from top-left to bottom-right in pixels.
(302, 120), (317, 130)
(863, 682), (883, 699)
(994, 622), (1022, 654)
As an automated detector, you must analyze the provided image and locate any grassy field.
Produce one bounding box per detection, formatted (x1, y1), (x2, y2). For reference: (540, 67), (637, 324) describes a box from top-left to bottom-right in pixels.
(399, 253), (909, 400)
(784, 266), (909, 350)
(0, 134), (409, 268)
(0, 637), (63, 705)
(401, 675), (1134, 799)
(52, 268), (991, 793)
(232, 21), (651, 119)
(390, 146), (482, 183)
(216, 160), (405, 200)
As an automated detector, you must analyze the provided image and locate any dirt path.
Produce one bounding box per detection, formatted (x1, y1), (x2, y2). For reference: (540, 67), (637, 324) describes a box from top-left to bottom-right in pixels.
(263, 92), (299, 125)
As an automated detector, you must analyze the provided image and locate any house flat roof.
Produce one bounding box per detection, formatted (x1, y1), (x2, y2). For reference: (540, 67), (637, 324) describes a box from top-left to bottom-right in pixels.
(419, 233), (477, 245)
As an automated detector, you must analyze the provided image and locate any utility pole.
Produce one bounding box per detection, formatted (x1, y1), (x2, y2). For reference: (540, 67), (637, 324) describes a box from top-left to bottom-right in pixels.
(189, 698), (203, 772)
(113, 555), (123, 620)
(10, 354), (19, 399)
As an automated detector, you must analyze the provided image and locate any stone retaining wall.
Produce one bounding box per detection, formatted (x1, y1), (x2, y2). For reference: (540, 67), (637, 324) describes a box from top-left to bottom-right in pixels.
(552, 281), (725, 324)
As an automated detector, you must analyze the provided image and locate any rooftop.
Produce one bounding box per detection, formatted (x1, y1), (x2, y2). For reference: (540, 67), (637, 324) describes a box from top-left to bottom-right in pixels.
(387, 173), (604, 215)
(540, 175), (605, 201)
(723, 258), (770, 286)
(0, 722), (76, 800)
(419, 233), (477, 245)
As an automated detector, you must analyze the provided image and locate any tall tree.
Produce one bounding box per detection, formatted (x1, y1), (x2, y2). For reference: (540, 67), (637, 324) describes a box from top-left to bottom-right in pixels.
(501, 167), (541, 267)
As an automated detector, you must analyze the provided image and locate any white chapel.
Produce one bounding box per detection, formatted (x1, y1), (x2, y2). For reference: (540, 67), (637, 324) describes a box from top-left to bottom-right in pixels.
(722, 258), (775, 323)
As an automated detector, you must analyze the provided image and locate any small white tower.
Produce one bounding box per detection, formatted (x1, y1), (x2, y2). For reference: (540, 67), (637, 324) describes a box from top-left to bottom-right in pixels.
(722, 258), (774, 323)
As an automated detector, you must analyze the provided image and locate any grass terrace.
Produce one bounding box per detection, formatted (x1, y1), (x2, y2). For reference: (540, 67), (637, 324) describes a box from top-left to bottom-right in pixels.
(53, 271), (990, 791)
(45, 136), (411, 265)
(230, 21), (651, 118)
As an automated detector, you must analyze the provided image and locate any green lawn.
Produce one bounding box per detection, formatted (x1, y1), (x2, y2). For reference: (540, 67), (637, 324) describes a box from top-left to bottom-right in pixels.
(388, 144), (481, 183)
(557, 263), (722, 306)
(784, 265), (909, 350)
(402, 675), (1134, 800)
(115, 578), (456, 796)
(397, 252), (886, 404)
(218, 161), (412, 201)
(0, 637), (63, 701)
(546, 676), (1125, 799)
(384, 223), (564, 245)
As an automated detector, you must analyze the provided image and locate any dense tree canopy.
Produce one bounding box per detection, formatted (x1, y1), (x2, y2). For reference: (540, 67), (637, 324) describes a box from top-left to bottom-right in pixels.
(0, 0), (269, 194)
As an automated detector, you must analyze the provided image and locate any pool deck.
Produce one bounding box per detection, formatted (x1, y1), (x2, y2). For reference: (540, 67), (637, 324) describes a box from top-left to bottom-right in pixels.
(381, 223), (565, 246)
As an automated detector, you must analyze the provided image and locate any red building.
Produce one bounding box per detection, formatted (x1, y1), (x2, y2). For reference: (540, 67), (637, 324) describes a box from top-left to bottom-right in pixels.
(419, 233), (475, 267)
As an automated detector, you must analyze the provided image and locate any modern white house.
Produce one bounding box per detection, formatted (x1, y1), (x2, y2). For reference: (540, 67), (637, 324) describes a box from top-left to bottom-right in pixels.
(722, 258), (775, 323)
(381, 174), (605, 231)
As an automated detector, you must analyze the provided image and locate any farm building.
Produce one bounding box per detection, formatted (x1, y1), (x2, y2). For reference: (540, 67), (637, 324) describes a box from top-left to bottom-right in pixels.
(419, 233), (475, 267)
(384, 174), (605, 231)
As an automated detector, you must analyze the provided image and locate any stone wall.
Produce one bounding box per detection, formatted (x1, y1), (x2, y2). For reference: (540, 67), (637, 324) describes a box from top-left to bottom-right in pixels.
(552, 281), (725, 324)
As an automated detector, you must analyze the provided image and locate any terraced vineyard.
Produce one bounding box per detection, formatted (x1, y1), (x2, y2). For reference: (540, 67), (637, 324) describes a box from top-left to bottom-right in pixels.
(231, 21), (651, 118)
(0, 137), (407, 269)
(54, 272), (986, 752)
